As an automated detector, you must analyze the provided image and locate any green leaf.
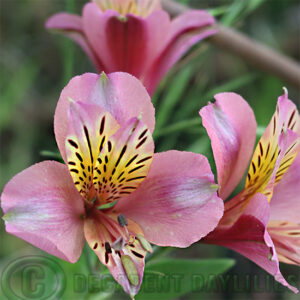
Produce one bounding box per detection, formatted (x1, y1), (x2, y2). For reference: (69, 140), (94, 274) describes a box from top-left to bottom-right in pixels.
(246, 0), (266, 14)
(202, 73), (258, 103)
(40, 150), (63, 162)
(251, 76), (283, 126)
(153, 118), (201, 139)
(156, 66), (193, 130)
(221, 0), (266, 26)
(136, 258), (235, 300)
(208, 5), (229, 17)
(221, 0), (247, 26)
(187, 135), (211, 155)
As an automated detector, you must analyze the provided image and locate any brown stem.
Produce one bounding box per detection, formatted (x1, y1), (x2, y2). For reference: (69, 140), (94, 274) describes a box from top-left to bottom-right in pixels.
(162, 0), (300, 89)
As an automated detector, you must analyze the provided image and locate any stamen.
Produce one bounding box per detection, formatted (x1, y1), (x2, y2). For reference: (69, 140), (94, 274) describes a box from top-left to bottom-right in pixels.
(101, 213), (127, 241)
(112, 236), (125, 251)
(121, 255), (139, 286)
(136, 234), (153, 253)
(105, 242), (112, 254)
(118, 214), (128, 227)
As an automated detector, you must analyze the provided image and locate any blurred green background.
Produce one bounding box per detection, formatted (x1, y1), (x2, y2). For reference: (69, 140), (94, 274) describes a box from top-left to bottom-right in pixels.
(0, 0), (299, 299)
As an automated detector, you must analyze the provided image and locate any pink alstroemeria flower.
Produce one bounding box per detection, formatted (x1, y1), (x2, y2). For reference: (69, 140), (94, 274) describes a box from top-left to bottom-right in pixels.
(1, 72), (224, 297)
(45, 0), (216, 95)
(199, 90), (300, 293)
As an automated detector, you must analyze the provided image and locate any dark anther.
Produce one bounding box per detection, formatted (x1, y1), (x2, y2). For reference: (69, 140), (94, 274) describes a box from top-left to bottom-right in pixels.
(105, 242), (112, 254)
(131, 250), (144, 259)
(118, 214), (128, 227)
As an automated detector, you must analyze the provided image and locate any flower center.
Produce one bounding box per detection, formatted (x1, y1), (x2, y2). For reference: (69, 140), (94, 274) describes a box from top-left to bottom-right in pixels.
(84, 199), (152, 260)
(84, 207), (153, 286)
(93, 0), (160, 17)
(65, 101), (153, 207)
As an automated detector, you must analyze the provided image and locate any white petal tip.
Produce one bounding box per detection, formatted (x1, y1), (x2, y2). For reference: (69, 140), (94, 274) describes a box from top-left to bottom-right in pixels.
(282, 87), (288, 97)
(67, 96), (75, 103)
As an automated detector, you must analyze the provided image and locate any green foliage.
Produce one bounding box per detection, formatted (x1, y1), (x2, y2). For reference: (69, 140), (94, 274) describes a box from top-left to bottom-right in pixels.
(61, 0), (76, 84)
(0, 60), (39, 129)
(136, 258), (235, 300)
(156, 66), (194, 130)
(221, 0), (267, 26)
(221, 0), (247, 26)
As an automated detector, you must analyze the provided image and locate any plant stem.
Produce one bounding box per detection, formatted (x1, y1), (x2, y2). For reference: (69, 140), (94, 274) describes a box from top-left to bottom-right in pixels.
(153, 118), (202, 139)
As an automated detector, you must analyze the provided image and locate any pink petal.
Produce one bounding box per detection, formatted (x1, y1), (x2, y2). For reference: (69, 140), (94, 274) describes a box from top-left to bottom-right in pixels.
(46, 12), (82, 31)
(277, 89), (300, 135)
(242, 89), (300, 201)
(143, 10), (216, 95)
(54, 72), (155, 162)
(141, 10), (171, 77)
(200, 92), (257, 199)
(82, 4), (119, 72)
(45, 12), (103, 69)
(240, 129), (300, 206)
(104, 14), (148, 77)
(135, 0), (162, 15)
(65, 101), (119, 198)
(1, 161), (85, 263)
(95, 117), (154, 203)
(263, 129), (300, 199)
(270, 154), (300, 223)
(268, 221), (300, 265)
(116, 151), (224, 248)
(83, 3), (170, 84)
(221, 131), (300, 225)
(205, 193), (298, 293)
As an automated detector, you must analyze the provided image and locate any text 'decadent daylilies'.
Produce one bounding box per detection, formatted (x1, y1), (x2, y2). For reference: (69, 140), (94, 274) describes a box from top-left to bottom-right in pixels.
(199, 90), (300, 293)
(45, 0), (216, 96)
(1, 72), (224, 297)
